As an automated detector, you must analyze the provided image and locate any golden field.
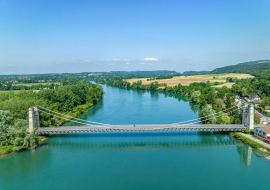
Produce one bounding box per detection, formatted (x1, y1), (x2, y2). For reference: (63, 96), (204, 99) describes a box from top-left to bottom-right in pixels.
(127, 75), (213, 87)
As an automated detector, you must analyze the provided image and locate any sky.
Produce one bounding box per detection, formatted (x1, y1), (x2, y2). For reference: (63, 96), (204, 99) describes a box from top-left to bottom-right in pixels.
(0, 0), (270, 75)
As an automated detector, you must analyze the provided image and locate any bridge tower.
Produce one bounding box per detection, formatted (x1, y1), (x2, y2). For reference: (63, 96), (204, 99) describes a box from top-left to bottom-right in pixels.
(29, 105), (40, 132)
(242, 103), (254, 130)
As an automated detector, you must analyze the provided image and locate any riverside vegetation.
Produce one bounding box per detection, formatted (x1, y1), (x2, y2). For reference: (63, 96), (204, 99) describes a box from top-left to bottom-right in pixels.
(232, 132), (270, 155)
(0, 78), (104, 155)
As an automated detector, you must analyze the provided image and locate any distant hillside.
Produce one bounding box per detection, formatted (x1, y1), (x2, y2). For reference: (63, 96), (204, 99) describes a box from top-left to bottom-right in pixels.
(210, 60), (270, 77)
(182, 71), (210, 75)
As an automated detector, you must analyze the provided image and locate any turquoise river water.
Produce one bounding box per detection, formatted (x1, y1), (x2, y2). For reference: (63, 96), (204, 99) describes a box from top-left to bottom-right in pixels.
(0, 84), (270, 190)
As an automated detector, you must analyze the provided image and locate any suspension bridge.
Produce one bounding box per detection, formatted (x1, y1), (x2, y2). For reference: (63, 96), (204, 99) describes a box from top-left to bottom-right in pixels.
(29, 103), (254, 134)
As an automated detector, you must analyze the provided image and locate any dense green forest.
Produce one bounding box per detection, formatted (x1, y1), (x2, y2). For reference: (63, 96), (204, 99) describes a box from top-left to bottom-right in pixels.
(0, 78), (104, 127)
(210, 60), (270, 77)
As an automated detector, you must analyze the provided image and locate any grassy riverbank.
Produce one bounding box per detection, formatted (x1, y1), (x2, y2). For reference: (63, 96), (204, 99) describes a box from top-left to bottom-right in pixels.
(0, 145), (14, 155)
(231, 132), (270, 156)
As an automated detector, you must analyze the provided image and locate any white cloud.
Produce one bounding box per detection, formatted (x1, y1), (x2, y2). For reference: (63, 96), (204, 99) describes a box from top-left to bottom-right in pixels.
(109, 63), (115, 65)
(125, 66), (129, 68)
(7, 64), (13, 67)
(141, 57), (158, 61)
(125, 62), (129, 65)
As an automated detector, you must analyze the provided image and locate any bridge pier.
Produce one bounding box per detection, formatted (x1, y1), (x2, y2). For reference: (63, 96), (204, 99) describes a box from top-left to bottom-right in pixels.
(242, 103), (254, 130)
(29, 105), (40, 132)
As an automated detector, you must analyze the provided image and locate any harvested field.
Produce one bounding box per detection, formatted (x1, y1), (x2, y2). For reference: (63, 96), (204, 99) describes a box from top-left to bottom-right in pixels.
(127, 75), (213, 86)
(214, 83), (235, 88)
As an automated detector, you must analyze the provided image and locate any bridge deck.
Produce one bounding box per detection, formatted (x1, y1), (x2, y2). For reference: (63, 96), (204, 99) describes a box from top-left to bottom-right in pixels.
(38, 124), (246, 134)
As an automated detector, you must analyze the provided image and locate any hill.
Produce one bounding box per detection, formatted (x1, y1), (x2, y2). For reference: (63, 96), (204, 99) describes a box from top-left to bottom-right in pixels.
(210, 60), (270, 77)
(182, 71), (210, 75)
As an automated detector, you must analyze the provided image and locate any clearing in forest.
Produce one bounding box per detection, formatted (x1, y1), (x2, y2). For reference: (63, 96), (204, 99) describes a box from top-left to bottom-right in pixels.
(127, 75), (213, 86)
(214, 83), (235, 88)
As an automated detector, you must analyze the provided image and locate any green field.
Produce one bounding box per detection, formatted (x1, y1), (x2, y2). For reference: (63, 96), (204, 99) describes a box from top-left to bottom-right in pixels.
(214, 83), (235, 88)
(12, 82), (61, 86)
(0, 90), (22, 93)
(211, 73), (254, 79)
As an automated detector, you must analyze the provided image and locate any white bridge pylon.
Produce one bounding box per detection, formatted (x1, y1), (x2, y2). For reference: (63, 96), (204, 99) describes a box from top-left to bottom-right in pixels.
(28, 104), (255, 134)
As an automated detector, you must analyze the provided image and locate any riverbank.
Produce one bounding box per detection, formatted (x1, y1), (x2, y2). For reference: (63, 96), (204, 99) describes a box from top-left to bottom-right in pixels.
(0, 135), (49, 157)
(231, 132), (270, 157)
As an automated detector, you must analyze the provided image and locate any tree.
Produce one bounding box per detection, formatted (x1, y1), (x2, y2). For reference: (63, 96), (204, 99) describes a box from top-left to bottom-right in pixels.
(241, 87), (248, 97)
(198, 107), (217, 124)
(207, 90), (215, 104)
(9, 119), (36, 151)
(254, 115), (260, 124)
(225, 93), (232, 109)
(231, 84), (240, 94)
(216, 98), (224, 108)
(150, 81), (159, 90)
(190, 90), (201, 103)
(0, 110), (13, 146)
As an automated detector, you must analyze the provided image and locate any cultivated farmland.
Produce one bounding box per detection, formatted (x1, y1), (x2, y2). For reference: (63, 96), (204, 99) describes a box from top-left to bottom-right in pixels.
(127, 75), (213, 86)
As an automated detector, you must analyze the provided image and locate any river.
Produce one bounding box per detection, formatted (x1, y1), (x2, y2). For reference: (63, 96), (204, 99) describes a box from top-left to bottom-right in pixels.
(0, 84), (270, 190)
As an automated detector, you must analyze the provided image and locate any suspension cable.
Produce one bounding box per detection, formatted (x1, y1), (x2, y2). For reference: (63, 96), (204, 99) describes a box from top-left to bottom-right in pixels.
(173, 104), (243, 124)
(39, 109), (95, 126)
(179, 107), (242, 125)
(38, 105), (109, 125)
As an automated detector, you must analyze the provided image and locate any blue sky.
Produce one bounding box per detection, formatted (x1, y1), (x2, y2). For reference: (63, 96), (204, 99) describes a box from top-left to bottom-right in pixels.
(0, 0), (269, 74)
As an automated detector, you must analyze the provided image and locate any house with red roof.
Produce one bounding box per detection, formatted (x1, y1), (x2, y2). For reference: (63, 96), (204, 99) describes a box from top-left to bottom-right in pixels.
(254, 126), (270, 142)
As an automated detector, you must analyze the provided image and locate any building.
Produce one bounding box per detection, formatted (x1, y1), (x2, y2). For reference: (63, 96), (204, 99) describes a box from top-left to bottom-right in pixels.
(255, 113), (268, 124)
(265, 106), (270, 112)
(253, 100), (261, 106)
(214, 90), (218, 97)
(254, 126), (270, 139)
(235, 95), (240, 102)
(248, 93), (260, 102)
